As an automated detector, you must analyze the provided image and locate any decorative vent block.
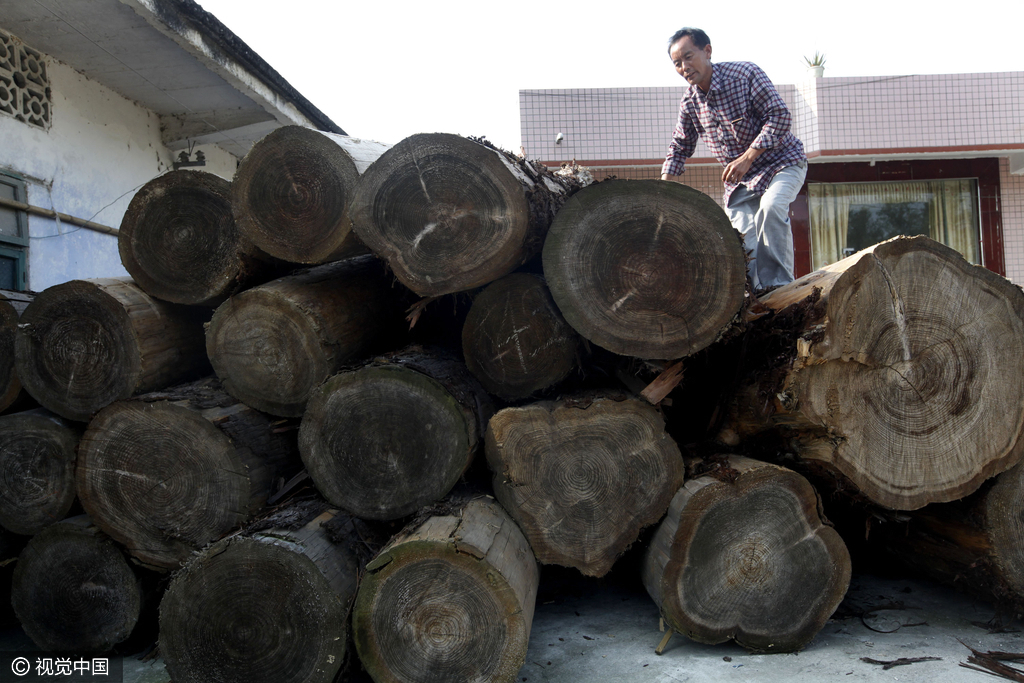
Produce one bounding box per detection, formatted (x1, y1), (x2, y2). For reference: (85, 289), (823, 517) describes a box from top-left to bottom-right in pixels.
(0, 29), (51, 129)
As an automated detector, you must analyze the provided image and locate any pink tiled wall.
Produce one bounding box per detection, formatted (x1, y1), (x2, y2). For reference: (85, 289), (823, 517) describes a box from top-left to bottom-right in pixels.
(815, 73), (1024, 151)
(1001, 159), (1024, 284)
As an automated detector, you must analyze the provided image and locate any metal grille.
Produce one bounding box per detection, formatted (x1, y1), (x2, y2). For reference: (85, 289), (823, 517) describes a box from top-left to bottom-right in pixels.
(0, 29), (51, 129)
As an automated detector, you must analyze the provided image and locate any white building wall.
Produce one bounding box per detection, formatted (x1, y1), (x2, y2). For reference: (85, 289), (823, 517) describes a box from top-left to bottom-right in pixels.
(0, 53), (237, 292)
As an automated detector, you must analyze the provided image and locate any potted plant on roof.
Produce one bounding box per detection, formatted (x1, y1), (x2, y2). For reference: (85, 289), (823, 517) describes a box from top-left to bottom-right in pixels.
(804, 52), (826, 78)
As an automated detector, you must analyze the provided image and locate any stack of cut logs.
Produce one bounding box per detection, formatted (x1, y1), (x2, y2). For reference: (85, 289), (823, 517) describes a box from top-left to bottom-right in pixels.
(3, 126), (1024, 682)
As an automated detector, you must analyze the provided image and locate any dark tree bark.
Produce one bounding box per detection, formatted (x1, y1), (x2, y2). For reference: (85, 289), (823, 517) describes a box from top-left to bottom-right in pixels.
(11, 516), (142, 652)
(0, 409), (80, 535)
(845, 460), (1024, 613)
(119, 170), (271, 307)
(643, 455), (851, 653)
(207, 255), (403, 417)
(462, 272), (579, 400)
(76, 377), (298, 570)
(160, 503), (363, 683)
(350, 133), (588, 296)
(486, 393), (683, 577)
(0, 290), (32, 413)
(14, 278), (210, 422)
(232, 126), (389, 264)
(353, 495), (538, 683)
(542, 179), (748, 360)
(719, 236), (1024, 510)
(299, 347), (492, 521)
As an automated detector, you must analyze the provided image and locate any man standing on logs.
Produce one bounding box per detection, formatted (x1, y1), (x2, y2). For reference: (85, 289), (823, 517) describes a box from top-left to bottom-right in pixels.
(660, 27), (807, 291)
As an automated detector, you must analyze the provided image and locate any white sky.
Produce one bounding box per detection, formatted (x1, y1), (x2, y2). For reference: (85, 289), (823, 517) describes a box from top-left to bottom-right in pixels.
(196, 0), (1023, 153)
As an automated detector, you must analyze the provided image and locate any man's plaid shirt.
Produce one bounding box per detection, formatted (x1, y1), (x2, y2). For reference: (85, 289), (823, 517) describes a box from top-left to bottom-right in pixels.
(662, 61), (806, 205)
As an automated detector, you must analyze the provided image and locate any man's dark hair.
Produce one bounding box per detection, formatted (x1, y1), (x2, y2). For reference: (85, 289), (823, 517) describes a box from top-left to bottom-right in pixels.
(668, 28), (710, 54)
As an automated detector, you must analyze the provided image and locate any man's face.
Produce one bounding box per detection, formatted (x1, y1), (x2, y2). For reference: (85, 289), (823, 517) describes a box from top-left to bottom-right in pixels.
(670, 36), (713, 91)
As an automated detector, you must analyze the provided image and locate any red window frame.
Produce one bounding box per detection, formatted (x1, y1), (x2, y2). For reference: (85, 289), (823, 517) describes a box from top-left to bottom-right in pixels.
(791, 158), (1003, 277)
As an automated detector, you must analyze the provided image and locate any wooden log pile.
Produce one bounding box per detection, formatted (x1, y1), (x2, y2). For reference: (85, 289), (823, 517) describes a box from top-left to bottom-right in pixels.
(3, 127), (1024, 682)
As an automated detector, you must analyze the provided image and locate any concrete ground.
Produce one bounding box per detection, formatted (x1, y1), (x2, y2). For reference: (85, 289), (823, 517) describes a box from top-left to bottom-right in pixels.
(1, 567), (1020, 682)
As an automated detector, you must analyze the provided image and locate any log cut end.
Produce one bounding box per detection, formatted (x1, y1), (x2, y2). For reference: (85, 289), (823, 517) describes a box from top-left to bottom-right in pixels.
(486, 394), (683, 576)
(208, 288), (331, 417)
(350, 133), (535, 296)
(77, 401), (263, 569)
(462, 273), (579, 400)
(772, 236), (1024, 509)
(643, 456), (851, 653)
(207, 256), (398, 417)
(299, 360), (480, 520)
(160, 512), (358, 683)
(232, 126), (364, 264)
(353, 497), (538, 683)
(118, 170), (243, 306)
(543, 179), (747, 360)
(15, 280), (141, 421)
(0, 410), (79, 535)
(11, 518), (141, 652)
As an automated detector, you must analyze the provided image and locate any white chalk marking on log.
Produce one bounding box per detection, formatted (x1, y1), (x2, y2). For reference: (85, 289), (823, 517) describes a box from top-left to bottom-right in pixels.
(611, 290), (636, 312)
(411, 223), (438, 250)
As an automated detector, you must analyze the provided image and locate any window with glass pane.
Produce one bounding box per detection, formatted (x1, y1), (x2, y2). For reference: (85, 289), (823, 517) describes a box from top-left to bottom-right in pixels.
(0, 174), (27, 291)
(807, 179), (980, 269)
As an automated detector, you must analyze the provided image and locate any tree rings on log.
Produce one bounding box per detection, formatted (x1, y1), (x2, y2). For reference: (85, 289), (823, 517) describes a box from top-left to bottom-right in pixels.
(119, 170), (258, 307)
(0, 409), (80, 535)
(207, 255), (401, 417)
(353, 496), (538, 683)
(350, 133), (584, 296)
(486, 394), (683, 576)
(543, 179), (747, 359)
(14, 279), (209, 422)
(299, 350), (491, 520)
(11, 516), (142, 652)
(77, 380), (297, 569)
(462, 273), (579, 400)
(160, 506), (360, 683)
(232, 126), (388, 264)
(730, 236), (1024, 510)
(643, 456), (851, 653)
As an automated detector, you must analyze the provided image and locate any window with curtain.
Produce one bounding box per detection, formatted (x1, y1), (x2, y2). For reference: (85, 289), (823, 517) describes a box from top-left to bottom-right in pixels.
(807, 178), (980, 270)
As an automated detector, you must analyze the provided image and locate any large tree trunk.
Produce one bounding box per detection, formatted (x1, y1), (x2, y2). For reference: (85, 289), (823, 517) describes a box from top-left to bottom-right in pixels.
(119, 170), (272, 307)
(14, 278), (210, 422)
(0, 290), (32, 413)
(299, 347), (492, 520)
(0, 409), (80, 535)
(846, 460), (1024, 614)
(542, 179), (748, 360)
(349, 133), (588, 296)
(11, 515), (143, 652)
(353, 495), (538, 683)
(461, 272), (579, 400)
(719, 236), (1024, 510)
(642, 455), (851, 653)
(232, 126), (389, 264)
(485, 393), (683, 577)
(160, 502), (363, 683)
(207, 255), (403, 417)
(76, 377), (298, 570)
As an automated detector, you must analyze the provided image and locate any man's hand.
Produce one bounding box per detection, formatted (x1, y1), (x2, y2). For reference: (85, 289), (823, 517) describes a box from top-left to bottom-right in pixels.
(661, 173), (684, 183)
(722, 147), (764, 184)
